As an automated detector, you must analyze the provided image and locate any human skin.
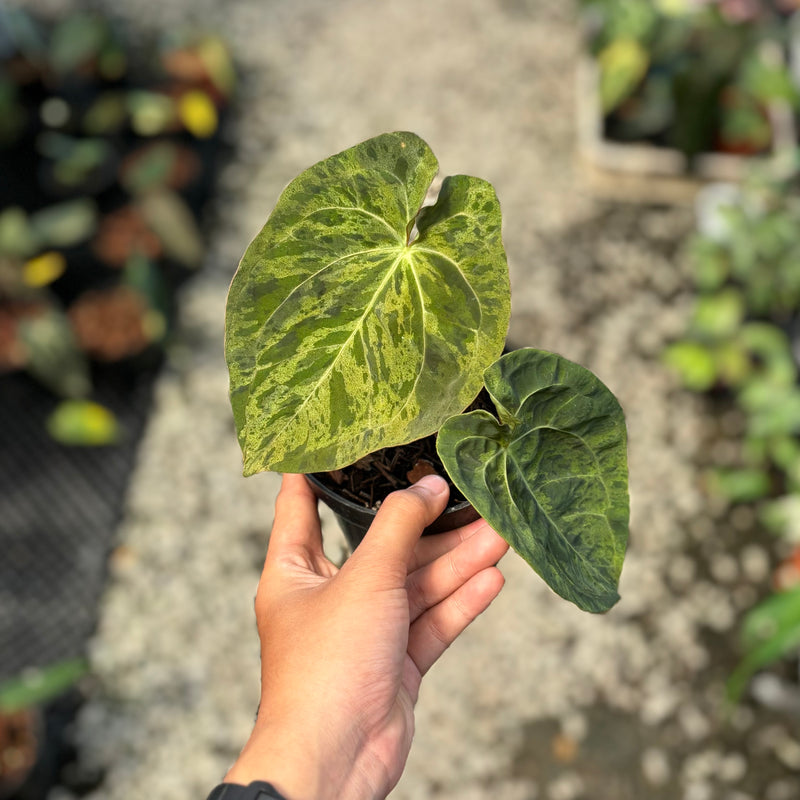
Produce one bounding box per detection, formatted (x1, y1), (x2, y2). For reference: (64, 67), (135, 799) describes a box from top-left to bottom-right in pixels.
(224, 472), (509, 800)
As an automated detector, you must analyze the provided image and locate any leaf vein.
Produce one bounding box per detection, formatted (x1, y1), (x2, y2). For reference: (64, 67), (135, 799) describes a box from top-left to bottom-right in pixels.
(247, 250), (407, 446)
(506, 452), (615, 590)
(261, 246), (399, 333)
(306, 205), (403, 242)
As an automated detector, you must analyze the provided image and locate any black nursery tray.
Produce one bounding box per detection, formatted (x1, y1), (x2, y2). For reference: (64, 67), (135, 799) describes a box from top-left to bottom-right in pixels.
(0, 362), (158, 682)
(0, 9), (235, 795)
(0, 7), (234, 673)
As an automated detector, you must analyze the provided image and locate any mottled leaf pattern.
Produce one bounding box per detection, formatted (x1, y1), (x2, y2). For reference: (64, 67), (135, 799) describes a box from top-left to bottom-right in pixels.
(437, 349), (629, 613)
(225, 132), (510, 474)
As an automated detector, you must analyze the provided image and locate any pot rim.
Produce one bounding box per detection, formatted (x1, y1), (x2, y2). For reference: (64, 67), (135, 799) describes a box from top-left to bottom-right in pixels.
(305, 472), (474, 517)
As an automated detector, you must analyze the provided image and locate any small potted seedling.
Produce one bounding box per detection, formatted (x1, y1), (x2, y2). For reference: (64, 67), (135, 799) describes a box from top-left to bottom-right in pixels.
(225, 132), (629, 613)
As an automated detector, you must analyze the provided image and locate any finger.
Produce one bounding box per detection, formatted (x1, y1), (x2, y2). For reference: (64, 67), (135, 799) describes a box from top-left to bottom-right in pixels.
(347, 475), (449, 581)
(406, 524), (509, 622)
(407, 567), (505, 677)
(409, 517), (494, 572)
(267, 473), (323, 561)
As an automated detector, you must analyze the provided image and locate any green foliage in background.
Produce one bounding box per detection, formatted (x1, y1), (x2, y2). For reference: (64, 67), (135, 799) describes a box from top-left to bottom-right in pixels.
(0, 6), (234, 445)
(664, 157), (800, 697)
(579, 0), (800, 158)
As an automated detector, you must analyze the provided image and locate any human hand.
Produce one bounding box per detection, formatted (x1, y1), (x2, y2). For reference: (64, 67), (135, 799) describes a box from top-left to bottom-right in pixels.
(224, 473), (509, 800)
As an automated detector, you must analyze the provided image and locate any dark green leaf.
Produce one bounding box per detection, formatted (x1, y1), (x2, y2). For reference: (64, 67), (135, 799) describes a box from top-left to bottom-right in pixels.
(437, 349), (629, 613)
(124, 253), (170, 322)
(0, 6), (46, 61)
(37, 132), (114, 189)
(0, 76), (26, 146)
(120, 142), (180, 194)
(225, 132), (510, 474)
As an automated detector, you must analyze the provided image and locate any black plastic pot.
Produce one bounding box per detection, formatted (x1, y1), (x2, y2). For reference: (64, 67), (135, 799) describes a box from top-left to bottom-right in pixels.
(306, 473), (479, 552)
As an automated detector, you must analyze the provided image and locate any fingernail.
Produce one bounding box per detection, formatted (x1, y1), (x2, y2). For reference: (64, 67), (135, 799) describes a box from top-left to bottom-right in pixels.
(412, 474), (449, 497)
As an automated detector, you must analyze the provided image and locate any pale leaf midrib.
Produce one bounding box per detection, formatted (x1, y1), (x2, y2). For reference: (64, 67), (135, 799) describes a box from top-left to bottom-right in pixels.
(362, 247), (486, 440)
(246, 248), (409, 460)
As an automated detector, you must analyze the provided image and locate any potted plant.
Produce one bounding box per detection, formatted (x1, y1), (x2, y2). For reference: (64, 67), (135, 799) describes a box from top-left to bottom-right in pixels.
(0, 659), (86, 800)
(664, 163), (800, 699)
(224, 132), (630, 614)
(0, 6), (235, 444)
(577, 0), (800, 201)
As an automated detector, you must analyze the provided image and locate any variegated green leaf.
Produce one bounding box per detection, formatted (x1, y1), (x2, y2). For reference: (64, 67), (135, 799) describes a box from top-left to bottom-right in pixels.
(225, 132), (510, 474)
(437, 349), (629, 613)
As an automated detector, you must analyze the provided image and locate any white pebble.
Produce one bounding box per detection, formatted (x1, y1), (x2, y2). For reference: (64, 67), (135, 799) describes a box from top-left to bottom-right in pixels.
(710, 554), (739, 584)
(641, 747), (671, 787)
(683, 781), (714, 800)
(669, 555), (697, 588)
(560, 712), (588, 743)
(740, 545), (771, 583)
(719, 752), (747, 783)
(776, 737), (800, 771)
(547, 772), (585, 800)
(767, 779), (800, 800)
(678, 706), (712, 741)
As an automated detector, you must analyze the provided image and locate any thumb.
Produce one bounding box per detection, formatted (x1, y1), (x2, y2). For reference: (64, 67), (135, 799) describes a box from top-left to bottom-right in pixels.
(347, 475), (450, 580)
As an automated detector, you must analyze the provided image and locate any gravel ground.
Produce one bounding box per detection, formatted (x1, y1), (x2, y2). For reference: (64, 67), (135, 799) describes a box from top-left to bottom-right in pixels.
(15, 0), (800, 798)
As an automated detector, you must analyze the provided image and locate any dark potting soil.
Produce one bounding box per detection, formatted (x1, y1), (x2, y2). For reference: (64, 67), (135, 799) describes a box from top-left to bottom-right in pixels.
(313, 388), (495, 511)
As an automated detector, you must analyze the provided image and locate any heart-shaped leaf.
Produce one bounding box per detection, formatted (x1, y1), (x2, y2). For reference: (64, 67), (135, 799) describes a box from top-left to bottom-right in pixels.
(437, 349), (629, 613)
(225, 131), (510, 474)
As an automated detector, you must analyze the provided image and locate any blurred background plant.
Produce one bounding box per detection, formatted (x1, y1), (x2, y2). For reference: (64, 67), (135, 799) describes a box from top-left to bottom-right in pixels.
(579, 0), (800, 162)
(664, 156), (800, 699)
(0, 4), (234, 445)
(0, 660), (86, 799)
(0, 6), (235, 796)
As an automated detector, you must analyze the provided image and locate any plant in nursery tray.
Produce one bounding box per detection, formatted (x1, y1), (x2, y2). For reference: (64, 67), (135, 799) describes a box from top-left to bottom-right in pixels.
(225, 132), (629, 613)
